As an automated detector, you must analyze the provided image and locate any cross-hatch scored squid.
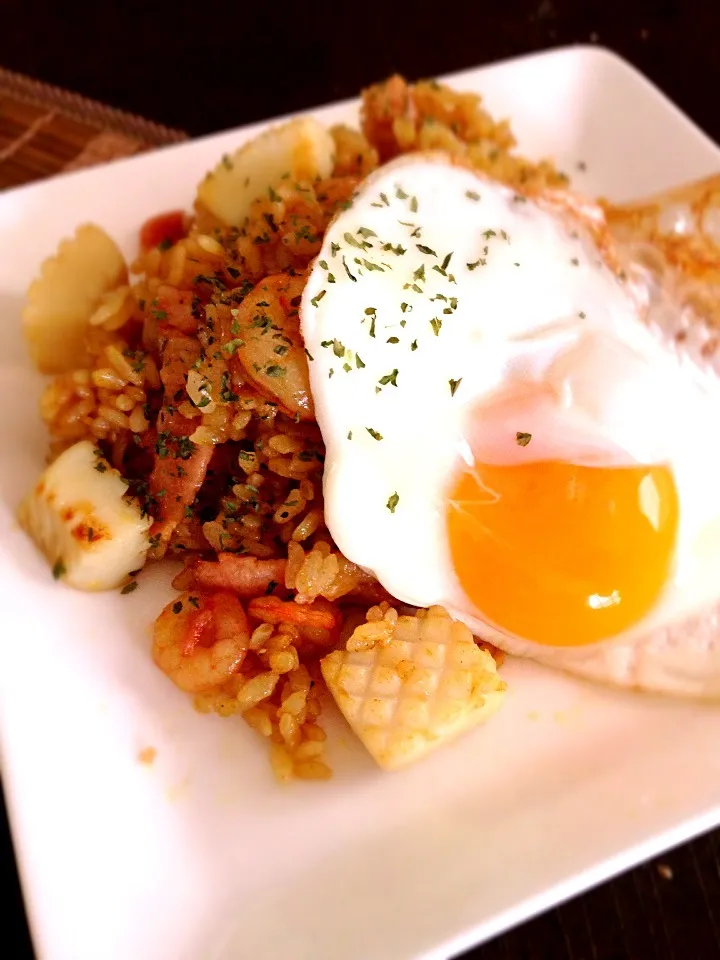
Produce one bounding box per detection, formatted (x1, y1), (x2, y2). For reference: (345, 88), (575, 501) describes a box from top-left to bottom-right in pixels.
(152, 590), (250, 693)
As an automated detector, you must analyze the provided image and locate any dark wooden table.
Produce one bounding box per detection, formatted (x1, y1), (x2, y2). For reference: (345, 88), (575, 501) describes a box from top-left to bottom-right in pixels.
(2, 1), (720, 957)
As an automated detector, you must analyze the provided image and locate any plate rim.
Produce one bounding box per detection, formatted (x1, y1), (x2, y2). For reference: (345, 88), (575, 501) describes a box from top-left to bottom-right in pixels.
(0, 43), (717, 208)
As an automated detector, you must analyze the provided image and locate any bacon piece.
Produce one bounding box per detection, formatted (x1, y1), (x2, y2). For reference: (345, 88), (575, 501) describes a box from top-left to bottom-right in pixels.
(191, 554), (287, 597)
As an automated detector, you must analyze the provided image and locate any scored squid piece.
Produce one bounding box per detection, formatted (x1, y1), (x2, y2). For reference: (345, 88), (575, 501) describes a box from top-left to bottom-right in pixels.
(322, 606), (505, 771)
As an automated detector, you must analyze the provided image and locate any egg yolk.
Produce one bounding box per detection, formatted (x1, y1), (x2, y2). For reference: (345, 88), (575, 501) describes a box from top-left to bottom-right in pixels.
(447, 460), (679, 646)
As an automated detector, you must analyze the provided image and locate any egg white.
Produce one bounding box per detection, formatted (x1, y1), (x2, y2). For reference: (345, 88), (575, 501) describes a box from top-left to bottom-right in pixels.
(301, 154), (720, 699)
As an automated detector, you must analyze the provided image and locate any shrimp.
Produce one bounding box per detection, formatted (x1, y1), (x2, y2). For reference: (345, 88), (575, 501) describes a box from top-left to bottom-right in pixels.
(152, 590), (250, 693)
(225, 273), (314, 421)
(248, 595), (341, 633)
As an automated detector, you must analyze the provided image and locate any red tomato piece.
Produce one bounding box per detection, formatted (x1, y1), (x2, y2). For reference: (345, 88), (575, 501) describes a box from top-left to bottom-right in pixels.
(140, 210), (187, 252)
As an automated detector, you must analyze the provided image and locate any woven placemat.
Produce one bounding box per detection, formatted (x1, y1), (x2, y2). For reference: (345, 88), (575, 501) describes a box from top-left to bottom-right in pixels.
(0, 66), (187, 190)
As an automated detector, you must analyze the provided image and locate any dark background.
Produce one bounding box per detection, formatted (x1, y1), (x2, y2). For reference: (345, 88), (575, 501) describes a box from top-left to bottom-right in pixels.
(2, 1), (720, 957)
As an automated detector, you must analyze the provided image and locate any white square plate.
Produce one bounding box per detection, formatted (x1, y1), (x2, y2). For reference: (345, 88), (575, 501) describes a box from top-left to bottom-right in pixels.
(2, 45), (720, 960)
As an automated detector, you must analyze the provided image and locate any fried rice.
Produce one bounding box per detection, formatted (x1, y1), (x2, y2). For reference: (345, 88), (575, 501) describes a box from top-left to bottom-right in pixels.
(34, 74), (564, 780)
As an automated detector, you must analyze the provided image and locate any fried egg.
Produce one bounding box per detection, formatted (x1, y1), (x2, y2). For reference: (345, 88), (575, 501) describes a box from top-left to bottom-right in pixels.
(300, 154), (720, 699)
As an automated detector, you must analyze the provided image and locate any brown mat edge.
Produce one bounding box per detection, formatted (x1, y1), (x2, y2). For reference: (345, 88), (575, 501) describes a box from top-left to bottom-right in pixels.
(0, 65), (188, 145)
